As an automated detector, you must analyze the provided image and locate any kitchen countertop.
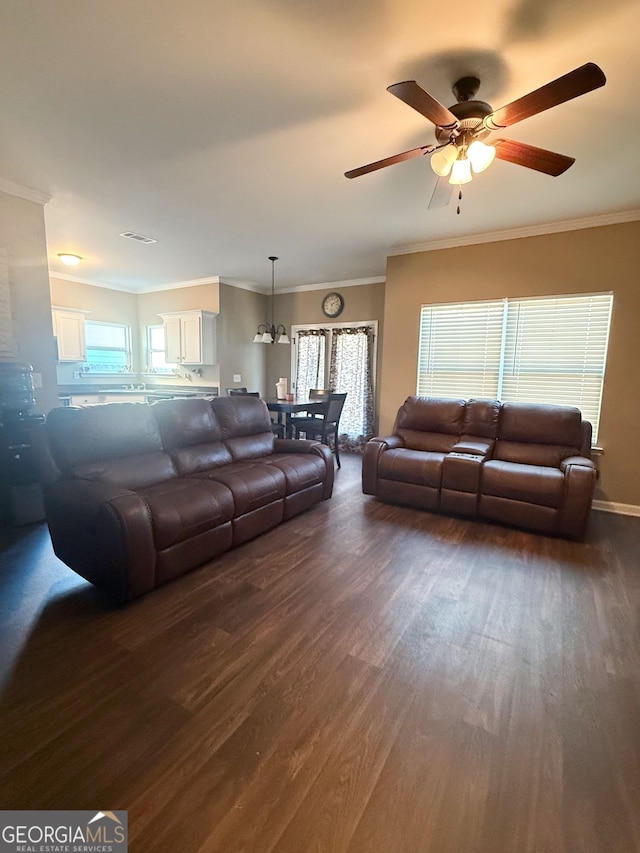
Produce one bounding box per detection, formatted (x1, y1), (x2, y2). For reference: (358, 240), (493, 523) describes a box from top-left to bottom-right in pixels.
(58, 384), (218, 398)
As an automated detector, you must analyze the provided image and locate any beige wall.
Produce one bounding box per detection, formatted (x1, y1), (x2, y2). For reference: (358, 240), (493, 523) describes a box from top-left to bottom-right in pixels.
(50, 277), (139, 385)
(266, 282), (386, 422)
(380, 220), (640, 506)
(49, 279), (222, 389)
(137, 283), (220, 388)
(218, 283), (267, 395)
(0, 191), (58, 413)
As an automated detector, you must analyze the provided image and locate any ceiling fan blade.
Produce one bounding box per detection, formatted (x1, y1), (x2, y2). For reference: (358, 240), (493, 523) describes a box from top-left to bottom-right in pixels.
(387, 81), (459, 129)
(428, 177), (453, 209)
(485, 63), (606, 130)
(493, 138), (575, 176)
(345, 144), (436, 179)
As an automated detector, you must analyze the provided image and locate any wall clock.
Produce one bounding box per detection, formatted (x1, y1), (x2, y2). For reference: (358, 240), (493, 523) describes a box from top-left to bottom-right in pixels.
(322, 291), (344, 318)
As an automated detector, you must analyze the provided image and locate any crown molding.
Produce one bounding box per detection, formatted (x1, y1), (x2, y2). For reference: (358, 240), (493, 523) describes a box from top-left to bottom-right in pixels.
(220, 275), (386, 295)
(49, 272), (220, 294)
(219, 278), (265, 294)
(390, 209), (640, 257)
(278, 276), (386, 295)
(0, 178), (51, 206)
(140, 275), (220, 293)
(50, 272), (140, 293)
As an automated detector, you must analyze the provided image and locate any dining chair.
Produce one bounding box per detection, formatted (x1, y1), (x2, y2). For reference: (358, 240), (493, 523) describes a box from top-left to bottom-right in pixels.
(288, 392), (347, 467)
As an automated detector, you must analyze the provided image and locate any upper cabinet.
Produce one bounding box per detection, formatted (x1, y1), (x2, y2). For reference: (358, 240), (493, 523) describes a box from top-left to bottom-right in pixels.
(159, 310), (217, 365)
(52, 307), (88, 362)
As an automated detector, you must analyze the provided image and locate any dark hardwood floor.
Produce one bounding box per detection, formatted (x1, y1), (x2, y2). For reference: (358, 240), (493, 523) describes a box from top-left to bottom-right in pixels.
(1, 453), (639, 852)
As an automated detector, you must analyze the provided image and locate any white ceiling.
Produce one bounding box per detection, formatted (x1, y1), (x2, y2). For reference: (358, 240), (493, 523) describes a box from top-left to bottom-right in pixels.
(2, 0), (639, 293)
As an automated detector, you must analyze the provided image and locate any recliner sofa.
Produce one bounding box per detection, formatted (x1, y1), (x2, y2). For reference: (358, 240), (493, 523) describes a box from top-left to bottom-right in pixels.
(44, 395), (334, 601)
(362, 396), (597, 539)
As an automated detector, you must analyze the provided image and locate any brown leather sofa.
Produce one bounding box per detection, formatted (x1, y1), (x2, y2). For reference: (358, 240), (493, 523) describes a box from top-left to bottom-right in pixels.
(44, 395), (334, 601)
(362, 397), (597, 539)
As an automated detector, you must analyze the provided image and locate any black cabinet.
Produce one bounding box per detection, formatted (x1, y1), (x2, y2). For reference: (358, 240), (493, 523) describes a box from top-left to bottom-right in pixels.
(0, 413), (46, 525)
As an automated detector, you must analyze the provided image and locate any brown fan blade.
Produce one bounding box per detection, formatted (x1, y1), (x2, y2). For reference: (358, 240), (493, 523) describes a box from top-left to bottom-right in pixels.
(345, 144), (436, 179)
(493, 139), (575, 176)
(428, 177), (453, 209)
(387, 81), (459, 129)
(484, 63), (606, 130)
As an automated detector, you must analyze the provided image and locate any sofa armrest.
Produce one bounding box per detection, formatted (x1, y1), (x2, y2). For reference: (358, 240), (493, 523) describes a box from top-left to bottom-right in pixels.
(560, 455), (597, 474)
(362, 435), (405, 495)
(273, 438), (335, 497)
(451, 438), (494, 457)
(44, 478), (158, 601)
(558, 458), (598, 540)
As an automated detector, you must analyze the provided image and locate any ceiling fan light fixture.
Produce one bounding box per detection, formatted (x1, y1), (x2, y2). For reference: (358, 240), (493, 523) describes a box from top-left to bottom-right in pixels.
(430, 144), (458, 177)
(449, 157), (472, 185)
(467, 140), (496, 173)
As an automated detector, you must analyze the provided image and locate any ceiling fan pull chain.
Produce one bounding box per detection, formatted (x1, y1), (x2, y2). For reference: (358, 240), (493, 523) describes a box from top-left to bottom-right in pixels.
(457, 188), (462, 215)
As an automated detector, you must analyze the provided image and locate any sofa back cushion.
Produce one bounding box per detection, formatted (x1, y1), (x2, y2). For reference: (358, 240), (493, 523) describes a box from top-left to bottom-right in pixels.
(212, 396), (275, 461)
(495, 402), (584, 467)
(153, 398), (232, 474)
(46, 402), (176, 489)
(462, 399), (500, 438)
(394, 396), (466, 452)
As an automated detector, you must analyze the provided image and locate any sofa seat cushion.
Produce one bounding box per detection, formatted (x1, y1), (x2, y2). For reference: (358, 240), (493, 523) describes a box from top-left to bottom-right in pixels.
(494, 440), (579, 468)
(137, 478), (235, 551)
(261, 453), (328, 494)
(192, 461), (286, 516)
(71, 451), (177, 490)
(482, 460), (564, 508)
(378, 448), (446, 488)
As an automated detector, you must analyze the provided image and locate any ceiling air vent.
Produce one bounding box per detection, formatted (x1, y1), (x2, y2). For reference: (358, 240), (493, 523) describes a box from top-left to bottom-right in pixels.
(119, 231), (157, 244)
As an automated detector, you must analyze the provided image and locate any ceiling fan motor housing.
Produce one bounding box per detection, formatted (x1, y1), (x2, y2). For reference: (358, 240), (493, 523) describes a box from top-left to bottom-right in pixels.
(435, 103), (494, 144)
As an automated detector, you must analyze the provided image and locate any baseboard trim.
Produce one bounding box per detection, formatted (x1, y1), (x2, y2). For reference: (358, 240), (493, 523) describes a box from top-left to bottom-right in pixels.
(592, 500), (640, 517)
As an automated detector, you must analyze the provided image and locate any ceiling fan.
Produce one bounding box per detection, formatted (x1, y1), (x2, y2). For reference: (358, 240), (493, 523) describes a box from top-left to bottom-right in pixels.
(345, 63), (606, 209)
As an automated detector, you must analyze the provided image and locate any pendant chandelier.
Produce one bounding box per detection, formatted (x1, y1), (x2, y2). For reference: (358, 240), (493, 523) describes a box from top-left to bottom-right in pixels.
(253, 256), (290, 345)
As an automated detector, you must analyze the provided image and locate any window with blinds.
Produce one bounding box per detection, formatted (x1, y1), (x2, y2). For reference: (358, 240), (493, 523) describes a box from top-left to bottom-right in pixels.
(417, 292), (613, 440)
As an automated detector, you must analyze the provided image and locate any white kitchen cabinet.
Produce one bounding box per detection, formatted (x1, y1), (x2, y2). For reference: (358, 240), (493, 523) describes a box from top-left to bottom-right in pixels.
(52, 307), (89, 362)
(159, 310), (217, 365)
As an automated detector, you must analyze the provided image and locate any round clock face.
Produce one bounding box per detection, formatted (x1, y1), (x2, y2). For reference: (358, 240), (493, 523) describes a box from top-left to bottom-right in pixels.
(322, 291), (344, 318)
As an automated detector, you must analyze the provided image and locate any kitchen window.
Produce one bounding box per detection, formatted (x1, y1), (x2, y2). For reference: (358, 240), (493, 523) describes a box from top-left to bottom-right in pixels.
(146, 324), (176, 374)
(83, 321), (132, 375)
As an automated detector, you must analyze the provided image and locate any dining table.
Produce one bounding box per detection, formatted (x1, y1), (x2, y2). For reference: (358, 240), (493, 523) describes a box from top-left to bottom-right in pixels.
(265, 397), (327, 438)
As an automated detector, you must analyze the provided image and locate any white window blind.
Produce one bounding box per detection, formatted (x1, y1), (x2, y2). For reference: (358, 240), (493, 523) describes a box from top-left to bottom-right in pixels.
(417, 299), (505, 399)
(417, 292), (613, 440)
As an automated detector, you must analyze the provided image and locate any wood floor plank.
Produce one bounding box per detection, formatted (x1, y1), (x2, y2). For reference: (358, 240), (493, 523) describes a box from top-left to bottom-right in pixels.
(1, 455), (639, 852)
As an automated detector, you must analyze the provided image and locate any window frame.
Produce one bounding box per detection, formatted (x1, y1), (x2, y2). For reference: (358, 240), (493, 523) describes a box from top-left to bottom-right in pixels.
(416, 292), (613, 442)
(144, 324), (176, 375)
(82, 319), (132, 376)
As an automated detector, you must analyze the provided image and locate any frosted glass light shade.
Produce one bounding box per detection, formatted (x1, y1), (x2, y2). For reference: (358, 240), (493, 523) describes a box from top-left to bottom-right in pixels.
(449, 158), (473, 185)
(253, 332), (264, 343)
(430, 144), (458, 177)
(278, 333), (290, 345)
(261, 331), (273, 343)
(467, 140), (496, 173)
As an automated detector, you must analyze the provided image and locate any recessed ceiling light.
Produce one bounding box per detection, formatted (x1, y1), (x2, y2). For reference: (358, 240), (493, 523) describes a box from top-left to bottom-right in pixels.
(58, 253), (82, 266)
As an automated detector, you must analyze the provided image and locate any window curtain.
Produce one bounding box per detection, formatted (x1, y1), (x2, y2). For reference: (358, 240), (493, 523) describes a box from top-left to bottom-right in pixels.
(329, 326), (375, 451)
(295, 329), (327, 401)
